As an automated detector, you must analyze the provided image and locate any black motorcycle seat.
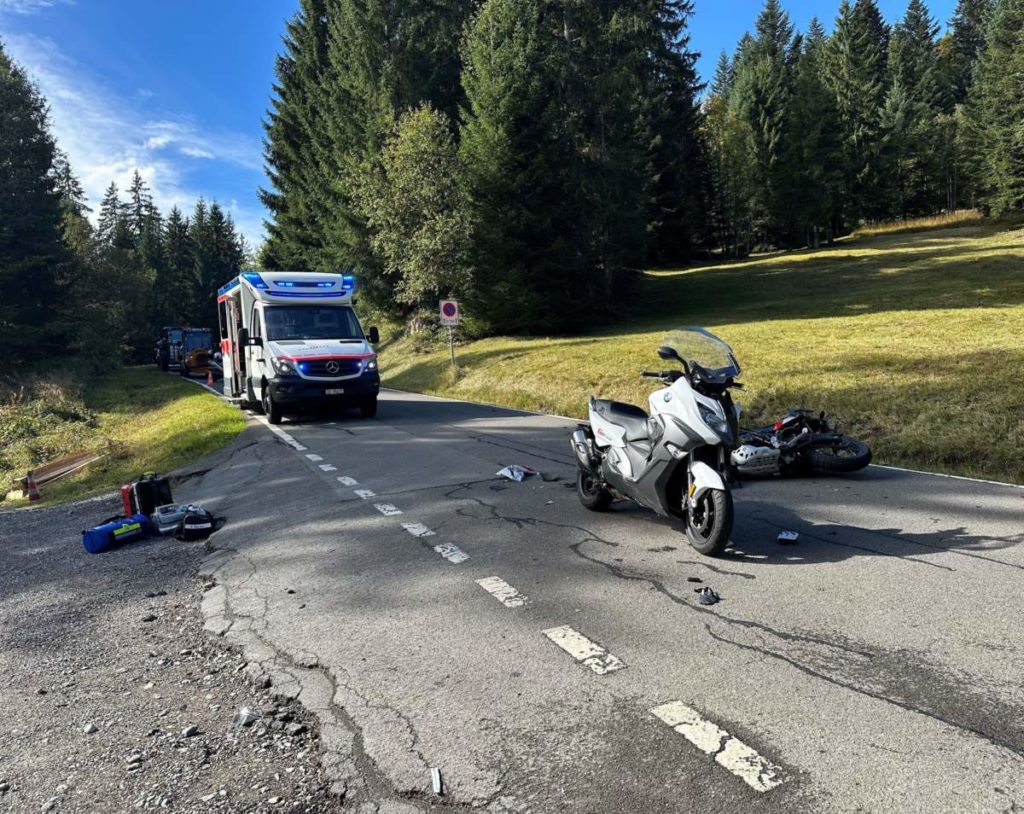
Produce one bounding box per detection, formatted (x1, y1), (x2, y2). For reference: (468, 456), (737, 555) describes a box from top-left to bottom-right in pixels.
(591, 398), (650, 441)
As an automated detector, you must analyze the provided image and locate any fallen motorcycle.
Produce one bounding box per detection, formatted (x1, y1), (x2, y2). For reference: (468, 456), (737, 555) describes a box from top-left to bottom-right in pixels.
(731, 408), (872, 477)
(571, 327), (741, 556)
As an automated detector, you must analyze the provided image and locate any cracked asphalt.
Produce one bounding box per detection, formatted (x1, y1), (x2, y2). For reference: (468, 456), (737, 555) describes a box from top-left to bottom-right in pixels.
(37, 387), (1024, 813)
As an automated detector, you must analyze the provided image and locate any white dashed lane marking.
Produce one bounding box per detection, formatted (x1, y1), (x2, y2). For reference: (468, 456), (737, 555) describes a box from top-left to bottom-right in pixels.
(401, 523), (435, 538)
(542, 626), (626, 675)
(306, 454), (323, 462)
(476, 577), (527, 608)
(650, 702), (785, 793)
(374, 503), (402, 517)
(355, 489), (376, 500)
(434, 543), (469, 564)
(337, 476), (358, 486)
(319, 464), (338, 472)
(263, 423), (307, 451)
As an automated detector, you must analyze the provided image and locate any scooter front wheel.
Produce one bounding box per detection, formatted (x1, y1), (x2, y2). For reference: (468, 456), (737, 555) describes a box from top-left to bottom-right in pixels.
(686, 489), (733, 555)
(576, 468), (612, 512)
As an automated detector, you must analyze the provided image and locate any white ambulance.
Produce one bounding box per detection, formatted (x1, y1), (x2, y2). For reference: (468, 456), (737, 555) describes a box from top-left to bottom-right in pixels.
(216, 271), (381, 423)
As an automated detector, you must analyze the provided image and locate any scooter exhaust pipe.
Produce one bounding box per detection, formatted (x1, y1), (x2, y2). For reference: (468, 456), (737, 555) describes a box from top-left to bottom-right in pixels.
(571, 428), (600, 475)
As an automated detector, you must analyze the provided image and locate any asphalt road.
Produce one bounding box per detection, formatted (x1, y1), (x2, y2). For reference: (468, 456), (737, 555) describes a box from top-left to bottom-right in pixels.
(191, 389), (1024, 813)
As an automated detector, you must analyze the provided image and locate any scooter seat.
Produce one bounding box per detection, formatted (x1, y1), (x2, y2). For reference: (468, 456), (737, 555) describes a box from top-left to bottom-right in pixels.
(591, 398), (650, 441)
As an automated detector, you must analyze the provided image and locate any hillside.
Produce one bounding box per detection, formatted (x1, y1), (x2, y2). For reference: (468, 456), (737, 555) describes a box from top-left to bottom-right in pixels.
(382, 220), (1024, 484)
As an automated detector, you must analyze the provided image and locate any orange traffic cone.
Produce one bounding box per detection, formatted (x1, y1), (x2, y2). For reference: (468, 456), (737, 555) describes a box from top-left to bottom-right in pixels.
(207, 369), (215, 388)
(26, 471), (41, 502)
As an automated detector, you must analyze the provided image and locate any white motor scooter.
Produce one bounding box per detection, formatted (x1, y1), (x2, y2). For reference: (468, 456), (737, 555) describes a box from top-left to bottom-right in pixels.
(570, 327), (741, 555)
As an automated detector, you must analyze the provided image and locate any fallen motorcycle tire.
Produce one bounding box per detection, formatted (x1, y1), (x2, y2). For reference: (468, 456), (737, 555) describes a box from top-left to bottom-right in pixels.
(808, 438), (872, 474)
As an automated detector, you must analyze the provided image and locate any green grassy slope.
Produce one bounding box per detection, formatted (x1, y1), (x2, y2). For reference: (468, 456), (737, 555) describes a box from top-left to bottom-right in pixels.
(2, 368), (246, 506)
(382, 221), (1024, 483)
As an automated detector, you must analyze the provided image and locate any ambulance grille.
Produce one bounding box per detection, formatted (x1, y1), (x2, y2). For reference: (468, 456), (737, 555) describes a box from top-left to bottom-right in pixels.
(303, 359), (362, 378)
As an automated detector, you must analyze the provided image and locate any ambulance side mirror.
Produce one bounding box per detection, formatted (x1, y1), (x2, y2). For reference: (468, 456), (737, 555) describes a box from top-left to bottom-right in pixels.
(368, 327), (380, 344)
(238, 328), (249, 347)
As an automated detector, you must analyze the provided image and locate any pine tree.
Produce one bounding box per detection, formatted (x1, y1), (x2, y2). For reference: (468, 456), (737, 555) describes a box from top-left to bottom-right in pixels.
(732, 0), (796, 244)
(154, 207), (192, 326)
(318, 0), (477, 308)
(968, 0), (1024, 214)
(96, 183), (125, 247)
(825, 0), (892, 224)
(711, 51), (734, 98)
(948, 0), (994, 103)
(459, 0), (584, 332)
(636, 0), (708, 263)
(786, 18), (844, 245)
(884, 0), (944, 216)
(0, 39), (66, 363)
(260, 0), (330, 271)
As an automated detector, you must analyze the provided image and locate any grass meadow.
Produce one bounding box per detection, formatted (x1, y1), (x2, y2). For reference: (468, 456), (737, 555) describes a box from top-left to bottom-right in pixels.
(2, 368), (246, 506)
(383, 220), (1024, 483)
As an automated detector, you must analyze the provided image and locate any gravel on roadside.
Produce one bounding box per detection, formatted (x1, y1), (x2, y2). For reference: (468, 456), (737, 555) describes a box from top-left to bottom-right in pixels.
(0, 492), (345, 814)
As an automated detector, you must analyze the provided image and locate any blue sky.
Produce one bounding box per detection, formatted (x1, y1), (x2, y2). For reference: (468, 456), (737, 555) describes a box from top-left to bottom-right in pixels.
(1, 0), (957, 247)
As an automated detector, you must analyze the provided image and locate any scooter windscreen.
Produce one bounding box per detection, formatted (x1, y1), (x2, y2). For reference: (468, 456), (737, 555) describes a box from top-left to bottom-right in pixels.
(662, 327), (741, 382)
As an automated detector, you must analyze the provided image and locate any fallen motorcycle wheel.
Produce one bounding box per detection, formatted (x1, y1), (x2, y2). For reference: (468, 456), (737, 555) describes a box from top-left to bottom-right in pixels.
(686, 489), (733, 555)
(809, 438), (872, 474)
(576, 468), (613, 511)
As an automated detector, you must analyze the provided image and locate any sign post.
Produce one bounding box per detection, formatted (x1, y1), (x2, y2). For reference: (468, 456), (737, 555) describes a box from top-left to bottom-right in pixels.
(439, 300), (460, 367)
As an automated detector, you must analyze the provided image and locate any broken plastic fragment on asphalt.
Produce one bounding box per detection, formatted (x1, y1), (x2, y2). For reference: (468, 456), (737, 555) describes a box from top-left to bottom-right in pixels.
(496, 464), (540, 482)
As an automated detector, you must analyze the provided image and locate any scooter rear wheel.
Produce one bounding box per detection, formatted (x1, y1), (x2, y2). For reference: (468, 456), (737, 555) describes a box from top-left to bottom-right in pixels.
(576, 468), (612, 512)
(686, 489), (733, 555)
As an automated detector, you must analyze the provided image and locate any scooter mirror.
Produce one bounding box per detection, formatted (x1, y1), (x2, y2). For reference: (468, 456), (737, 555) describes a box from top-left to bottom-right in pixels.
(657, 345), (681, 362)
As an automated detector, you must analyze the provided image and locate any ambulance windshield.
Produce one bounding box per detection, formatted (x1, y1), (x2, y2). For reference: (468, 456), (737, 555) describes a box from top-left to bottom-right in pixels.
(265, 306), (363, 341)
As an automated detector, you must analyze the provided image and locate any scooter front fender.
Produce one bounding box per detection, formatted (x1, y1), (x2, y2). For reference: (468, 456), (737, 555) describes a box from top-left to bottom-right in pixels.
(688, 460), (725, 505)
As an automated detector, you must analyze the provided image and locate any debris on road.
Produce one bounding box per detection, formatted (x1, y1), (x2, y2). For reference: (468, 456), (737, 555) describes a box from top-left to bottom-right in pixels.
(696, 587), (721, 605)
(687, 577), (703, 583)
(496, 464), (539, 482)
(83, 722), (98, 735)
(777, 530), (800, 544)
(229, 707), (260, 733)
(431, 767), (444, 795)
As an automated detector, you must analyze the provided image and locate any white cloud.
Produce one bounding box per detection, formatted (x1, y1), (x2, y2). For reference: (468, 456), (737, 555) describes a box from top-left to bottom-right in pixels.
(0, 0), (71, 14)
(4, 33), (266, 245)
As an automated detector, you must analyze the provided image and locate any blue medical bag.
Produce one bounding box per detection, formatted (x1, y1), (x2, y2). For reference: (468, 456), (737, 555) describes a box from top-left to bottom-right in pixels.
(82, 513), (151, 554)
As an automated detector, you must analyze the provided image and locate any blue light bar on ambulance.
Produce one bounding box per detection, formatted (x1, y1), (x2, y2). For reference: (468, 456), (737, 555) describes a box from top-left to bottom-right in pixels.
(272, 280), (337, 288)
(242, 271), (269, 290)
(342, 275), (355, 291)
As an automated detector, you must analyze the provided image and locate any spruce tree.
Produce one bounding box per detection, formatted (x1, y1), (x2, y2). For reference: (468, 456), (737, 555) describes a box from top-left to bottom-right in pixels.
(0, 40), (66, 364)
(948, 0), (994, 103)
(260, 0), (330, 271)
(732, 0), (796, 244)
(157, 207), (195, 325)
(459, 0), (583, 332)
(825, 0), (892, 224)
(968, 0), (1024, 214)
(786, 18), (844, 245)
(885, 0), (944, 216)
(637, 0), (708, 263)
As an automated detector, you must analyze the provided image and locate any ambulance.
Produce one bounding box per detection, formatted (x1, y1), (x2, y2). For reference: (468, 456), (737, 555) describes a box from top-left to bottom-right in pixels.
(216, 271), (381, 423)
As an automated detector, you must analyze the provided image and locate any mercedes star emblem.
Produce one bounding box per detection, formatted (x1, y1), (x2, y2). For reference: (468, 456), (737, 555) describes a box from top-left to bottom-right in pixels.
(325, 360), (340, 374)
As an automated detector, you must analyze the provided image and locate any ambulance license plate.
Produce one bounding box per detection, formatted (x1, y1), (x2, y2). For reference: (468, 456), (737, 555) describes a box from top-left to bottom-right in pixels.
(326, 388), (345, 395)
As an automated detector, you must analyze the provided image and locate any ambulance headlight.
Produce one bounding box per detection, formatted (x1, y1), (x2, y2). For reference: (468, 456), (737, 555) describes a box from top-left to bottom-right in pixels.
(365, 358), (377, 371)
(271, 357), (295, 375)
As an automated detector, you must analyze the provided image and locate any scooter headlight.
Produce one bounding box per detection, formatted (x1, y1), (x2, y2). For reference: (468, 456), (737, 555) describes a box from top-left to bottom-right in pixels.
(698, 403), (732, 441)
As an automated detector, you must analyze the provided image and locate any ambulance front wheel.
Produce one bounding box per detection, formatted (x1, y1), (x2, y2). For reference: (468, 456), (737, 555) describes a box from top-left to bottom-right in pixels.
(359, 397), (378, 418)
(262, 385), (282, 425)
